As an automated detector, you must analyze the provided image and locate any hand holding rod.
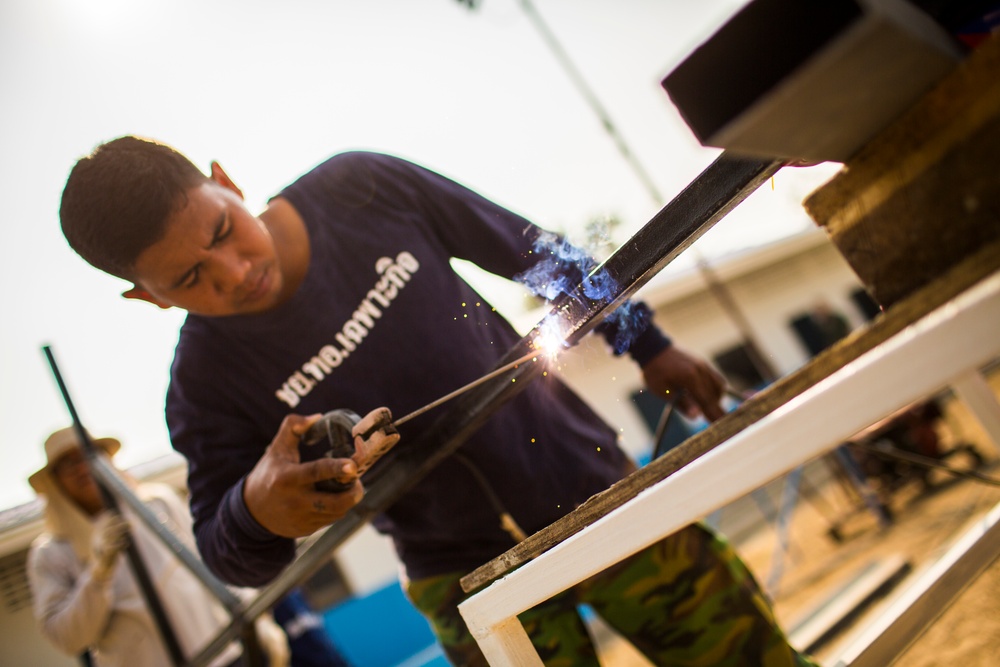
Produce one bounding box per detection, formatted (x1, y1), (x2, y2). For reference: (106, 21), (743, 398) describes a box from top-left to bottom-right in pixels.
(392, 350), (540, 427)
(300, 350), (541, 491)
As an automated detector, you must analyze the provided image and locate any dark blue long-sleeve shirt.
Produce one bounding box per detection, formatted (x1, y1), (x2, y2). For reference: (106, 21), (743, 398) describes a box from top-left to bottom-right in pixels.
(166, 152), (669, 586)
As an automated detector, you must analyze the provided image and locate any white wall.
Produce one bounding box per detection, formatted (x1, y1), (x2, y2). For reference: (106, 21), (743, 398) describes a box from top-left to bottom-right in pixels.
(0, 553), (78, 667)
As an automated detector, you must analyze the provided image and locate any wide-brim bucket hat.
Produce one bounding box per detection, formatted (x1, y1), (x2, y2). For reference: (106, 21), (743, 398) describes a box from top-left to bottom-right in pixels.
(28, 426), (121, 493)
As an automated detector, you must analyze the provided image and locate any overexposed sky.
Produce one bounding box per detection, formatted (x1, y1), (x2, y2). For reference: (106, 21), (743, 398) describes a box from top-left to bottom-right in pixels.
(0, 0), (841, 510)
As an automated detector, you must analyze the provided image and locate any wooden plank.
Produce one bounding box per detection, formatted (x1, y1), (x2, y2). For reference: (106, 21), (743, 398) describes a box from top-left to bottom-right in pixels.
(460, 239), (1000, 593)
(464, 617), (544, 667)
(804, 33), (1000, 307)
(661, 0), (962, 162)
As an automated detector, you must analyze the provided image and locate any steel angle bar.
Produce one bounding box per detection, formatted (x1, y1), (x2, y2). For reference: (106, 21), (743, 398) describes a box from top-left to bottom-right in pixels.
(557, 154), (782, 346)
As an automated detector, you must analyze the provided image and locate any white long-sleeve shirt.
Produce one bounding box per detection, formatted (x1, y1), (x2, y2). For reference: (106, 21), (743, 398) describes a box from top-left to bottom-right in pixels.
(27, 483), (245, 667)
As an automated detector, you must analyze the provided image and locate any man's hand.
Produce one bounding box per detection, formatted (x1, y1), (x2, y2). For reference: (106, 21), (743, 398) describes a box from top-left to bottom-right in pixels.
(244, 414), (364, 538)
(641, 345), (727, 422)
(91, 511), (129, 581)
(351, 407), (400, 475)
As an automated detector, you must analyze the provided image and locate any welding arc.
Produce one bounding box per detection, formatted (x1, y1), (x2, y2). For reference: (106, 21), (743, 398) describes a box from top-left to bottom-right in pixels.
(393, 350), (540, 427)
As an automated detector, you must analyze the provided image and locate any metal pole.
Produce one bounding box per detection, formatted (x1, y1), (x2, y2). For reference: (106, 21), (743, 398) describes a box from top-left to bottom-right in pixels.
(43, 345), (186, 667)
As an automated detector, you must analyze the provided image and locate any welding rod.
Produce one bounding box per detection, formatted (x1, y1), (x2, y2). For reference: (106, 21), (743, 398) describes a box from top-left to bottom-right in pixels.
(393, 350), (541, 427)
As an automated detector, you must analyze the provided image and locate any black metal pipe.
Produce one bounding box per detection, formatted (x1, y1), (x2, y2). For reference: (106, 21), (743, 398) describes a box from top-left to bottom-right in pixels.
(43, 346), (186, 667)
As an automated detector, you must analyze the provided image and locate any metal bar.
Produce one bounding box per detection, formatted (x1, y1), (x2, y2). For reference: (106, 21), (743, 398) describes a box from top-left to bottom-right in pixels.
(554, 153), (782, 347)
(393, 350), (540, 427)
(851, 441), (1000, 487)
(43, 346), (187, 667)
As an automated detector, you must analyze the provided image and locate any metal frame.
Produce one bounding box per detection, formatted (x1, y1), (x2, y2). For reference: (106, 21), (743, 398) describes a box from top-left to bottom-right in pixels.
(457, 271), (1000, 665)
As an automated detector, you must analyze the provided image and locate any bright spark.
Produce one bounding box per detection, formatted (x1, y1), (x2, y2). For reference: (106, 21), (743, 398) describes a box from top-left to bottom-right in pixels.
(532, 316), (568, 359)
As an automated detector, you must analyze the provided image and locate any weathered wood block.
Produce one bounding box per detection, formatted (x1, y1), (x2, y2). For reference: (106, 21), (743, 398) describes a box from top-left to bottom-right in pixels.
(804, 33), (1000, 308)
(661, 0), (963, 163)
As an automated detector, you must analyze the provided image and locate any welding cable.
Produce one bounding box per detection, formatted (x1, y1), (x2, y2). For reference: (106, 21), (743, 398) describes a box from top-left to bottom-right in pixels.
(651, 387), (747, 460)
(451, 452), (528, 543)
(851, 440), (1000, 488)
(651, 401), (677, 460)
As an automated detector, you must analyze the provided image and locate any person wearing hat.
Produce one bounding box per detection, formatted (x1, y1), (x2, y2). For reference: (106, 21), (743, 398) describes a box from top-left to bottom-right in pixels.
(26, 427), (290, 667)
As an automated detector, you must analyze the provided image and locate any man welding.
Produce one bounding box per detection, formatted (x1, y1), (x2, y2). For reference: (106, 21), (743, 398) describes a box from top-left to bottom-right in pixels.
(58, 135), (817, 665)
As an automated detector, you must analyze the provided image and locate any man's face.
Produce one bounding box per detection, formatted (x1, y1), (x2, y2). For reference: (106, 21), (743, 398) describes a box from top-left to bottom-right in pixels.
(129, 179), (285, 316)
(51, 449), (103, 515)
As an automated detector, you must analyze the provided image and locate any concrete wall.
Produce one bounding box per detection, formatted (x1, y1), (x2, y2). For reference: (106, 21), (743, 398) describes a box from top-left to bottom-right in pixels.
(0, 590), (77, 667)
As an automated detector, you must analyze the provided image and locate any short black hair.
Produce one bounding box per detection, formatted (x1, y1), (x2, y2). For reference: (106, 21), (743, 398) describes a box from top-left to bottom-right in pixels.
(60, 136), (208, 281)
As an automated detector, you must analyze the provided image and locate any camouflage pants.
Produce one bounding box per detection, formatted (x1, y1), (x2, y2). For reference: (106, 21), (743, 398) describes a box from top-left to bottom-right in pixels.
(405, 524), (818, 667)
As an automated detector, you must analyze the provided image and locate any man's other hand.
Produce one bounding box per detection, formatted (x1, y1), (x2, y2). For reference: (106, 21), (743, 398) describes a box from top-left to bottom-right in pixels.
(641, 345), (727, 422)
(91, 511), (129, 580)
(243, 414), (363, 538)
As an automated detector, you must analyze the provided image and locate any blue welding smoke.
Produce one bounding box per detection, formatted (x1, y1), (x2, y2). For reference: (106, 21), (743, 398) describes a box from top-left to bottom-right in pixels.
(514, 232), (651, 354)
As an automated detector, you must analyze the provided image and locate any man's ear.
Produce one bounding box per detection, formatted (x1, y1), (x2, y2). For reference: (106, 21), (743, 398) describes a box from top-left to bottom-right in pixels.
(210, 162), (245, 200)
(122, 286), (172, 310)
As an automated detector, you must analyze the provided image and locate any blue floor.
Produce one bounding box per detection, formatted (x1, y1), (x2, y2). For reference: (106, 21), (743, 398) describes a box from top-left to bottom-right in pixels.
(322, 580), (449, 667)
